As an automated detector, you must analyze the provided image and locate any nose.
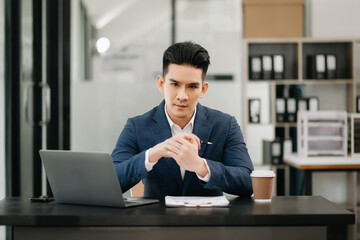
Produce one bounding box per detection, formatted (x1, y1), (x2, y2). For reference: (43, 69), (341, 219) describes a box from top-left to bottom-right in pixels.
(176, 87), (188, 101)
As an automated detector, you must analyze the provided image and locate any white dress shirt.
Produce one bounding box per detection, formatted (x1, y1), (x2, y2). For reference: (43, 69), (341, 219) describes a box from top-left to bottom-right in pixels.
(144, 105), (211, 182)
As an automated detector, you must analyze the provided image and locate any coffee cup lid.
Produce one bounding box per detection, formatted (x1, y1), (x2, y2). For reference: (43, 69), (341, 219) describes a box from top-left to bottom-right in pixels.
(250, 170), (276, 177)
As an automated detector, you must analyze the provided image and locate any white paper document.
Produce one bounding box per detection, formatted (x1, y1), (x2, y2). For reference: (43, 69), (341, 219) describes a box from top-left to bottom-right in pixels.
(165, 196), (230, 207)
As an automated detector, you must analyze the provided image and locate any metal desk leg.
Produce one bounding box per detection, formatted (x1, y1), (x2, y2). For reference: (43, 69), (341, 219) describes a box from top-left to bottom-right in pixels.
(304, 170), (312, 195)
(285, 165), (290, 196)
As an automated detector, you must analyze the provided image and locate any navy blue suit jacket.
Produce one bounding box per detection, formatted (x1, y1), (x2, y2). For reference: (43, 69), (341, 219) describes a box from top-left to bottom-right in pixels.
(112, 101), (254, 199)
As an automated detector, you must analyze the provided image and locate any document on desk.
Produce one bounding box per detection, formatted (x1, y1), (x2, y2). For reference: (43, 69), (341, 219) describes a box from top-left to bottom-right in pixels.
(165, 196), (230, 207)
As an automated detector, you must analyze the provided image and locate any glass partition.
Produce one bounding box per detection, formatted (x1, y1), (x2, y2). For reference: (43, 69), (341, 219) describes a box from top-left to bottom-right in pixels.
(72, 0), (243, 155)
(72, 0), (171, 153)
(176, 0), (242, 120)
(72, 0), (244, 198)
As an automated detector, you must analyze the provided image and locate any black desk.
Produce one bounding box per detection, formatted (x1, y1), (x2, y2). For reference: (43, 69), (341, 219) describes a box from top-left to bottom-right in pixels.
(0, 196), (354, 240)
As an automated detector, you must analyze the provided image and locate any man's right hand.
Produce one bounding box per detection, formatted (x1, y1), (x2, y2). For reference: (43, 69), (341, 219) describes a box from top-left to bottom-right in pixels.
(148, 133), (200, 164)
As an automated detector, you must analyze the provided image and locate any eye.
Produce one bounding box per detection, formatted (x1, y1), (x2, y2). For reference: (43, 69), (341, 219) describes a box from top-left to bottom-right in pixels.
(189, 85), (198, 89)
(171, 82), (179, 87)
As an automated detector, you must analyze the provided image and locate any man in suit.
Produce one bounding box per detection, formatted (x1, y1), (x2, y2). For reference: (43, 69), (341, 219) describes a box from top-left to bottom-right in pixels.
(112, 41), (253, 199)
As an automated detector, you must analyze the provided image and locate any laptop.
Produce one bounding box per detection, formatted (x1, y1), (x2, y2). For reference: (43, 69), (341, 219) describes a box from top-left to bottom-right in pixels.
(39, 150), (159, 208)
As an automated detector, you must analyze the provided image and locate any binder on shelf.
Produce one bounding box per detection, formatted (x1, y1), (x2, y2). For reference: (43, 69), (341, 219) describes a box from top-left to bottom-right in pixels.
(315, 54), (326, 79)
(263, 139), (283, 165)
(354, 117), (360, 155)
(283, 138), (293, 155)
(276, 98), (286, 123)
(308, 97), (319, 111)
(348, 114), (360, 156)
(273, 55), (284, 80)
(262, 55), (273, 80)
(357, 96), (360, 113)
(326, 54), (336, 79)
(248, 98), (261, 123)
(249, 56), (262, 80)
(289, 127), (298, 152)
(297, 98), (309, 112)
(286, 98), (297, 122)
(307, 54), (326, 79)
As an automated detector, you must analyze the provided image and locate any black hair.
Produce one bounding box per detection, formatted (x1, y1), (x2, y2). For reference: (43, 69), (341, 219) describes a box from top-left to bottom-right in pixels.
(162, 41), (210, 80)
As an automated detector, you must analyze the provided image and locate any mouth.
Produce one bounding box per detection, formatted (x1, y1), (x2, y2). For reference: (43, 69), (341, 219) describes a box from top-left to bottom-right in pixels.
(174, 104), (187, 108)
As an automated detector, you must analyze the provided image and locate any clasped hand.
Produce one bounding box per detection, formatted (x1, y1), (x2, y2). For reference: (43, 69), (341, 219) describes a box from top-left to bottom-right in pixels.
(149, 133), (208, 177)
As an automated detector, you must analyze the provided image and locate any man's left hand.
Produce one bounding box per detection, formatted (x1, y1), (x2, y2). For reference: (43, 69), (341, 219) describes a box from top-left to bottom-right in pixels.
(164, 133), (208, 177)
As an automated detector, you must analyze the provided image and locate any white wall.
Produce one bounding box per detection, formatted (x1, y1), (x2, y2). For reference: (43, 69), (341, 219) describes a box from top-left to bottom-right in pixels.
(0, 0), (5, 238)
(246, 82), (273, 165)
(311, 0), (360, 38)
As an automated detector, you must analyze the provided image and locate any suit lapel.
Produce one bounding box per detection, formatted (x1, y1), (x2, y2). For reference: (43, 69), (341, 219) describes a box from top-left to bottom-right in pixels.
(193, 104), (213, 158)
(150, 101), (171, 145)
(150, 101), (182, 191)
(182, 104), (213, 195)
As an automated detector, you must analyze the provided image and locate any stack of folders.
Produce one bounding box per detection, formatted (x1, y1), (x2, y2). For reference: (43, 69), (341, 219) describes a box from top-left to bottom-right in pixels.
(276, 97), (319, 123)
(249, 55), (284, 80)
(307, 54), (337, 79)
(263, 138), (292, 165)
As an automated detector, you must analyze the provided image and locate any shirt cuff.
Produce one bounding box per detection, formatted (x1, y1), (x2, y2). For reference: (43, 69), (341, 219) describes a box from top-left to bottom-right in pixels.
(145, 149), (157, 172)
(196, 158), (211, 182)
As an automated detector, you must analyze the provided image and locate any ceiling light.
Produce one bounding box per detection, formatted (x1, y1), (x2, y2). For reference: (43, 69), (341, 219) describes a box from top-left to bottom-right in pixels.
(96, 37), (110, 54)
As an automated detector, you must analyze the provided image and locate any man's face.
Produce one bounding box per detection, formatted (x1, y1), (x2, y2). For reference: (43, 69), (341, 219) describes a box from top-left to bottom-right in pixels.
(157, 64), (208, 127)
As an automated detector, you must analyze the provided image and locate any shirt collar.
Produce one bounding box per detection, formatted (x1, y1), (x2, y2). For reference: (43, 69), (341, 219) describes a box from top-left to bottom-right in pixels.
(164, 103), (197, 130)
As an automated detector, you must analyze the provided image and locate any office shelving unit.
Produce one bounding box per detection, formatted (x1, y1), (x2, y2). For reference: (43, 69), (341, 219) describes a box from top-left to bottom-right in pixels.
(243, 38), (360, 240)
(244, 39), (357, 134)
(244, 38), (359, 162)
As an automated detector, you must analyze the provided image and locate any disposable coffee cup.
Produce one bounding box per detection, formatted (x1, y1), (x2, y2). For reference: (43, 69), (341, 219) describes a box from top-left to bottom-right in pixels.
(251, 170), (276, 202)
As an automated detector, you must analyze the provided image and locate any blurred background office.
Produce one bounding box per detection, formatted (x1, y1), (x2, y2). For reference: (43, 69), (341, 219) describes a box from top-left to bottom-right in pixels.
(1, 0), (360, 239)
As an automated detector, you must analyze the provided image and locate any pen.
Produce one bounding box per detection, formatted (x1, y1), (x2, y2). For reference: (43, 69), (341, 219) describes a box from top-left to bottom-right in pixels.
(200, 140), (212, 145)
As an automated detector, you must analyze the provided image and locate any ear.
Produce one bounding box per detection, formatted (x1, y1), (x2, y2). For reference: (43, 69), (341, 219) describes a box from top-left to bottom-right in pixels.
(199, 82), (209, 99)
(156, 75), (165, 94)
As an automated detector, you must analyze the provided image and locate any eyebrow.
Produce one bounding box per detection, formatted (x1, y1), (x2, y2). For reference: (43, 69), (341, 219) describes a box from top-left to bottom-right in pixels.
(168, 79), (201, 86)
